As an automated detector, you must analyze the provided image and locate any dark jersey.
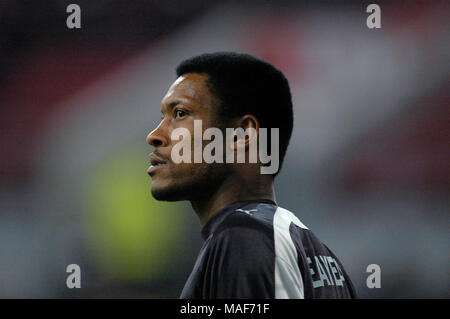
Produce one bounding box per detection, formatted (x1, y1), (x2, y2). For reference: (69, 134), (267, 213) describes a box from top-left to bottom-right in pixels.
(180, 199), (356, 299)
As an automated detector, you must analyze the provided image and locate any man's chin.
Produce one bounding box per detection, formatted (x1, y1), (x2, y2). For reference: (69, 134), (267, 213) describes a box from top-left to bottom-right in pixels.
(151, 185), (186, 202)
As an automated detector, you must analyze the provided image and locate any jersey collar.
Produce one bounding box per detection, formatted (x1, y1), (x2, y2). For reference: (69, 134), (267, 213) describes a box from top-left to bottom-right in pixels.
(200, 199), (277, 240)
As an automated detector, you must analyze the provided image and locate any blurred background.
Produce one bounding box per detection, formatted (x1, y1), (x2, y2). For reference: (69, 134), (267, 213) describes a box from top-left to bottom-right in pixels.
(0, 0), (448, 298)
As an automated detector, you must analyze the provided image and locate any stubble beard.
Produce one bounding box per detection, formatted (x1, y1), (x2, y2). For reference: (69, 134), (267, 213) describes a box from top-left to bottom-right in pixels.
(150, 162), (226, 202)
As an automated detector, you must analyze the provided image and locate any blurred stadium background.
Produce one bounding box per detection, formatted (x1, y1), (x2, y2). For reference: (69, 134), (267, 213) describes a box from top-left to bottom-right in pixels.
(0, 0), (448, 298)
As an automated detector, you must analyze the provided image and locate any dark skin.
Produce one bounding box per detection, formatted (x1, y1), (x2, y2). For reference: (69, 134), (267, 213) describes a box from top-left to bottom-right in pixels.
(146, 73), (275, 226)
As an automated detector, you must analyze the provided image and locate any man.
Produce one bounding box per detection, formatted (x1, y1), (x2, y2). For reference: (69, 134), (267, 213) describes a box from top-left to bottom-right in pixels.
(146, 52), (356, 299)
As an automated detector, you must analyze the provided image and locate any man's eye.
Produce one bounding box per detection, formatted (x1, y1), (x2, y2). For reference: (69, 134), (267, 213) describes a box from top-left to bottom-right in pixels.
(175, 109), (187, 118)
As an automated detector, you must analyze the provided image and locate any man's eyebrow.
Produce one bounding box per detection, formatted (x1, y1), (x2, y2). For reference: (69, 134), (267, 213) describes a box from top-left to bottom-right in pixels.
(168, 100), (184, 109)
(162, 99), (192, 112)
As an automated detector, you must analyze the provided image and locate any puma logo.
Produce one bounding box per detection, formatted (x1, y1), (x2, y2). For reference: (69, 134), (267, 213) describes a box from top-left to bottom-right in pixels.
(236, 209), (258, 215)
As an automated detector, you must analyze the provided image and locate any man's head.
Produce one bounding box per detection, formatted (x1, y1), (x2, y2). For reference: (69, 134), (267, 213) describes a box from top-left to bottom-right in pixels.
(146, 52), (293, 201)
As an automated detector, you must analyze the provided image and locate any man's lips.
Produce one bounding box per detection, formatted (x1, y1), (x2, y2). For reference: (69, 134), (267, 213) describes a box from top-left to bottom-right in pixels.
(147, 163), (168, 175)
(148, 153), (169, 176)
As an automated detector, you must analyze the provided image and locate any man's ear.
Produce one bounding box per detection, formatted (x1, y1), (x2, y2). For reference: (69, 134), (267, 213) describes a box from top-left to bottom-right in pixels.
(233, 114), (259, 150)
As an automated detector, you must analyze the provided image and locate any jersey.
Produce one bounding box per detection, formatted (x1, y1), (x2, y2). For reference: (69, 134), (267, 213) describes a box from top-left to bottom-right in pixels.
(180, 199), (357, 299)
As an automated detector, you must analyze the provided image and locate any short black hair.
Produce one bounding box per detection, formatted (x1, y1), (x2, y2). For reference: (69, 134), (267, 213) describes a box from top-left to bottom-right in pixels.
(176, 52), (293, 176)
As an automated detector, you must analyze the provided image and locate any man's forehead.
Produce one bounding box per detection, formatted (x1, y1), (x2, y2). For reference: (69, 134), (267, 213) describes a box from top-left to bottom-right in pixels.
(161, 73), (212, 105)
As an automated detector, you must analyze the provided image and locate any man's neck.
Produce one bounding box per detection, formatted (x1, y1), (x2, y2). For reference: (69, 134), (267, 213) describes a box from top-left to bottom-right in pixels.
(190, 174), (275, 227)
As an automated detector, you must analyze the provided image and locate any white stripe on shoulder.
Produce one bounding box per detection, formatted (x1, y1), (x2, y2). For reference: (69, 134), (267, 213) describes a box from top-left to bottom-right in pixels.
(273, 207), (308, 299)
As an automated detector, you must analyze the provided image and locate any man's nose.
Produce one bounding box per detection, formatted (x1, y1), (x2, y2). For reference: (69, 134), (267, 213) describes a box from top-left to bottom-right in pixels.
(146, 124), (169, 147)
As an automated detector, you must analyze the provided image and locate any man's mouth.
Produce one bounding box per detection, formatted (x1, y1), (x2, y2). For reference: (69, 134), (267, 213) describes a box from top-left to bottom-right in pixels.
(148, 153), (168, 176)
(147, 163), (168, 175)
